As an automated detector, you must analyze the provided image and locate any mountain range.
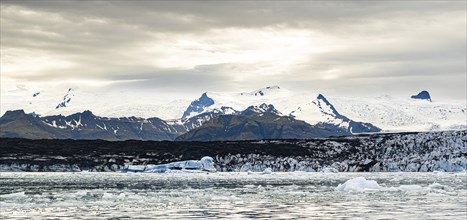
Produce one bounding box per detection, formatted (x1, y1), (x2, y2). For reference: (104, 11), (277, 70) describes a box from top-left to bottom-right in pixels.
(1, 86), (465, 141)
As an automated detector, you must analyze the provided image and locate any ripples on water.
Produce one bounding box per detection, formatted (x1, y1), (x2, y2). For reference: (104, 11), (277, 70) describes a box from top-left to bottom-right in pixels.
(1, 172), (466, 219)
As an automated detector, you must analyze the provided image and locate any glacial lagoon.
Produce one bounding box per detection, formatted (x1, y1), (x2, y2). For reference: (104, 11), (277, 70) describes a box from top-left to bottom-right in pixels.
(1, 172), (466, 219)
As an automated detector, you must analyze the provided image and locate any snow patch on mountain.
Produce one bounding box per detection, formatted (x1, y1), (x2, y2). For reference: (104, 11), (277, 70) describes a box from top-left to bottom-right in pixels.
(241, 103), (282, 116)
(55, 88), (74, 109)
(240, 85), (281, 97)
(181, 106), (238, 130)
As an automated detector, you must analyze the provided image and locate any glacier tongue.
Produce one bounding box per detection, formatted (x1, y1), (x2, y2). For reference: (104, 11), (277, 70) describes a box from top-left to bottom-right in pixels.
(1, 130), (465, 172)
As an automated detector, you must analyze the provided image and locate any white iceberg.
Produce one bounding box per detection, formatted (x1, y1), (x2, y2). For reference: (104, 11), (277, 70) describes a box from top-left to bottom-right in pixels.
(321, 167), (338, 173)
(335, 177), (383, 192)
(121, 156), (215, 173)
(262, 168), (272, 174)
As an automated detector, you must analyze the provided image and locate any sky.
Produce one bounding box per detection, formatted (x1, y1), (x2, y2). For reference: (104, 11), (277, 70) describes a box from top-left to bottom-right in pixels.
(1, 0), (466, 102)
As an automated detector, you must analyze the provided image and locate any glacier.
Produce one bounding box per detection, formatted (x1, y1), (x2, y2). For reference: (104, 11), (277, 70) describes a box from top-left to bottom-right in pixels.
(0, 130), (465, 172)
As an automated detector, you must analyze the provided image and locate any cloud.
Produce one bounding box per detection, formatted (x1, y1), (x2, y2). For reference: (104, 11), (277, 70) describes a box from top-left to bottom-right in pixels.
(1, 1), (465, 100)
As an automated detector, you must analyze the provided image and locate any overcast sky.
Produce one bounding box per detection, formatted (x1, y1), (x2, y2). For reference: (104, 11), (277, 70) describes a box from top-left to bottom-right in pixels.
(1, 1), (466, 101)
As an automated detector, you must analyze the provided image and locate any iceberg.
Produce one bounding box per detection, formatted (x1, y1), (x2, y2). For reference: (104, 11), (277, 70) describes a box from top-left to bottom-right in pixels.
(121, 156), (215, 173)
(335, 177), (383, 192)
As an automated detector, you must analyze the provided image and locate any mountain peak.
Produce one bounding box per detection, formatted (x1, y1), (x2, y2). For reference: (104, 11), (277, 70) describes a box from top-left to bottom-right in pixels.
(316, 94), (326, 101)
(200, 92), (209, 98)
(81, 110), (94, 118)
(2, 109), (27, 118)
(411, 90), (432, 102)
(0, 110), (33, 123)
(181, 92), (215, 120)
(316, 94), (339, 116)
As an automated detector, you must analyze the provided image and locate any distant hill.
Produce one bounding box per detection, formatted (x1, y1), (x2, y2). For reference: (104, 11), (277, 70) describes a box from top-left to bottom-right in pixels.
(0, 110), (184, 141)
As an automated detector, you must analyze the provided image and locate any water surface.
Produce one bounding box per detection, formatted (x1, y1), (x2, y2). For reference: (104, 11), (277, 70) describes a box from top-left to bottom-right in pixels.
(1, 172), (466, 219)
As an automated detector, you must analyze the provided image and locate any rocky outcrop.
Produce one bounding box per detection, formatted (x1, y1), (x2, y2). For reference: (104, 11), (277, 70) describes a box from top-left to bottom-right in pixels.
(411, 90), (432, 102)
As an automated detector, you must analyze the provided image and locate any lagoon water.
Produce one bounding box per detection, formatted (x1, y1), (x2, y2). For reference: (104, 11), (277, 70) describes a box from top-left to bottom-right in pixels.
(1, 172), (466, 219)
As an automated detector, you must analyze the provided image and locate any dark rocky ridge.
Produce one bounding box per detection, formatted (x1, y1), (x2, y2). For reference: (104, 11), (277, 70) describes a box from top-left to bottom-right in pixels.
(0, 110), (184, 141)
(175, 112), (352, 141)
(1, 105), (381, 141)
(1, 130), (465, 172)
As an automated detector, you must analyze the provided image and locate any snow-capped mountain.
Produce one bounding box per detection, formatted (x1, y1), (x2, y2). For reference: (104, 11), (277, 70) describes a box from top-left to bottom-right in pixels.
(1, 86), (189, 120)
(178, 86), (465, 132)
(179, 87), (379, 133)
(181, 92), (215, 120)
(289, 94), (380, 133)
(1, 85), (465, 134)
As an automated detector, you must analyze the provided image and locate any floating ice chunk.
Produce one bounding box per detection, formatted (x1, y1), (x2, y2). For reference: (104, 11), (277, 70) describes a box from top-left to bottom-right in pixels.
(335, 177), (382, 192)
(262, 168), (272, 174)
(428, 183), (447, 190)
(0, 192), (26, 199)
(102, 193), (116, 200)
(397, 185), (424, 191)
(321, 167), (338, 173)
(121, 156), (215, 173)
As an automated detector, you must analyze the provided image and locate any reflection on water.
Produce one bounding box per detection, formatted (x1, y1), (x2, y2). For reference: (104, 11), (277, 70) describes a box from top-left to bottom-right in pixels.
(1, 172), (466, 219)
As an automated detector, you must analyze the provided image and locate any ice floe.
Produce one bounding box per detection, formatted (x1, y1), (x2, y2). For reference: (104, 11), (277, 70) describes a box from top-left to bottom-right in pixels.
(335, 177), (383, 191)
(121, 156), (215, 173)
(335, 176), (457, 195)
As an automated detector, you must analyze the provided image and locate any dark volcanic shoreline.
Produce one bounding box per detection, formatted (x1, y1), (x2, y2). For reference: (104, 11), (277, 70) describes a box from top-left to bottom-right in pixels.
(1, 130), (466, 172)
